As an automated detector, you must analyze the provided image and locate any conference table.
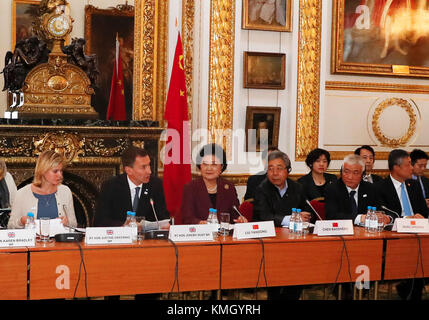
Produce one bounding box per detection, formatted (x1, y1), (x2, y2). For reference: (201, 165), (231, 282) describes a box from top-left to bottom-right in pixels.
(1, 227), (428, 299)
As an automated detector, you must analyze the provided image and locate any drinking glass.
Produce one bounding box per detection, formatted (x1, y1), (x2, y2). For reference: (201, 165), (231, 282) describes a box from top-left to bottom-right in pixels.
(39, 217), (50, 242)
(219, 212), (230, 236)
(375, 210), (385, 232)
(136, 216), (146, 241)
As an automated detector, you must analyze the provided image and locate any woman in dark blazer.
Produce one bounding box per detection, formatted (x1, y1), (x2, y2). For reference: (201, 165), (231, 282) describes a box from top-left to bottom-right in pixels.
(181, 143), (247, 224)
(298, 148), (337, 201)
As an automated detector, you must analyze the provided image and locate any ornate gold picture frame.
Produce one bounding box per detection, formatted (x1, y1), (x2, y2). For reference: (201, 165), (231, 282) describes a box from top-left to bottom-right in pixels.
(332, 0), (429, 78)
(12, 0), (40, 50)
(244, 51), (285, 89)
(242, 0), (292, 32)
(245, 106), (281, 152)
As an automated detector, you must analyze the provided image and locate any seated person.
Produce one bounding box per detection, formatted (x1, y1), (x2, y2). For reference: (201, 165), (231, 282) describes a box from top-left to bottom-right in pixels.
(253, 150), (312, 226)
(410, 149), (429, 208)
(0, 159), (17, 208)
(243, 146), (278, 202)
(354, 145), (383, 184)
(8, 150), (77, 229)
(253, 150), (311, 300)
(297, 148), (337, 201)
(377, 149), (429, 301)
(325, 154), (389, 225)
(94, 146), (170, 227)
(181, 143), (247, 224)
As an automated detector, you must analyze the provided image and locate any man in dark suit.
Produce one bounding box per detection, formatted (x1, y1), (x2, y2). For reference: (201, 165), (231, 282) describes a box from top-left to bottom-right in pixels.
(325, 154), (390, 225)
(410, 149), (429, 209)
(253, 150), (311, 300)
(354, 145), (383, 184)
(94, 146), (170, 227)
(377, 149), (428, 300)
(243, 146), (278, 202)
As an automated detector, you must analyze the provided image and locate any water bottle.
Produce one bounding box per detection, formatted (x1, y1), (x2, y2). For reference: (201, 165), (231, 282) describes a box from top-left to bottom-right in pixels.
(25, 212), (36, 230)
(127, 211), (138, 242)
(207, 208), (219, 238)
(375, 207), (384, 232)
(369, 207), (378, 233)
(289, 208), (297, 233)
(364, 206), (372, 231)
(295, 209), (303, 236)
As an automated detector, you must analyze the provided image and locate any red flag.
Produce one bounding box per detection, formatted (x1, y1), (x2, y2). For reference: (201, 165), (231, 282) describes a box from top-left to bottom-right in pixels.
(106, 36), (126, 120)
(163, 33), (192, 225)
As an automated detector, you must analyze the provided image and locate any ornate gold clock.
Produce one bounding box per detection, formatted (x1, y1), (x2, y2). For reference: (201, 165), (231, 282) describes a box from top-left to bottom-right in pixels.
(18, 0), (98, 119)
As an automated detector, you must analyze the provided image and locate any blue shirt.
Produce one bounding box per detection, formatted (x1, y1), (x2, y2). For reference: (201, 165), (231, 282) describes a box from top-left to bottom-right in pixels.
(33, 192), (58, 219)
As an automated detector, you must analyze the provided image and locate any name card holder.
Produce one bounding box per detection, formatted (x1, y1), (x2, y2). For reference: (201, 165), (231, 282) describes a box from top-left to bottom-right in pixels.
(0, 229), (36, 247)
(85, 227), (132, 245)
(233, 221), (276, 240)
(392, 218), (429, 233)
(313, 220), (354, 236)
(169, 224), (214, 242)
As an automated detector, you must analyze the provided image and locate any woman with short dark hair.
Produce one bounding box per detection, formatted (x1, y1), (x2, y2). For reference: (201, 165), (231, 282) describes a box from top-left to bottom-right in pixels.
(297, 148), (337, 201)
(181, 143), (247, 224)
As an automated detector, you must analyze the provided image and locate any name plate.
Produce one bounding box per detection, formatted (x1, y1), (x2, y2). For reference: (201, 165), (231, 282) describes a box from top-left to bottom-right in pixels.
(314, 220), (354, 236)
(85, 227), (132, 245)
(233, 221), (276, 240)
(0, 229), (36, 247)
(392, 218), (429, 233)
(169, 224), (214, 242)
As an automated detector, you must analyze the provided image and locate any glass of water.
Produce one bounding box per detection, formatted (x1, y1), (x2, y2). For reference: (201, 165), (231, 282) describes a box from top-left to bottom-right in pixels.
(375, 211), (385, 232)
(39, 217), (50, 242)
(219, 212), (230, 236)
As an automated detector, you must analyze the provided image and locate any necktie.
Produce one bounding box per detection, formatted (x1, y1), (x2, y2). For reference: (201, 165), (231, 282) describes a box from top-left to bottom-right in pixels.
(400, 183), (412, 217)
(349, 190), (357, 215)
(132, 187), (140, 213)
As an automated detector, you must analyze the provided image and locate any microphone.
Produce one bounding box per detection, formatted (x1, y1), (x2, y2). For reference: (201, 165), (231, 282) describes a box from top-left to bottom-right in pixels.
(145, 198), (169, 239)
(232, 205), (247, 221)
(305, 199), (324, 221)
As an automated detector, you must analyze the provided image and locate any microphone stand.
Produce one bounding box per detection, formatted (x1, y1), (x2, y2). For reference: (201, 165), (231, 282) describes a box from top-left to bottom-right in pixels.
(144, 198), (169, 240)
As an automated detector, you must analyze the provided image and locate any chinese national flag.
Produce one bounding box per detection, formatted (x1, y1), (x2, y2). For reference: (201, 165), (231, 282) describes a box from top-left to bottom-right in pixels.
(106, 36), (126, 120)
(163, 33), (192, 225)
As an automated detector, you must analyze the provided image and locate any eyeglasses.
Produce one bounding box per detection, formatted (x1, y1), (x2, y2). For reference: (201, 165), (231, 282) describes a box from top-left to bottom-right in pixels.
(267, 166), (287, 173)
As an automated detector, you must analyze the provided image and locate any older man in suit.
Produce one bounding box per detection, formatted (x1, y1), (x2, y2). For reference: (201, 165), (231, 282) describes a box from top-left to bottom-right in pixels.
(94, 146), (170, 227)
(377, 149), (428, 300)
(325, 154), (389, 225)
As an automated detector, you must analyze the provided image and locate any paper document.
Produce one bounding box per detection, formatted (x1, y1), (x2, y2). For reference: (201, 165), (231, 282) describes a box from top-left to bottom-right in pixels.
(145, 219), (170, 231)
(35, 218), (70, 237)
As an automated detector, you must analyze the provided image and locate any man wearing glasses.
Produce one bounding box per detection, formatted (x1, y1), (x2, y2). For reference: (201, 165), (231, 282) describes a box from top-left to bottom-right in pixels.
(253, 150), (311, 300)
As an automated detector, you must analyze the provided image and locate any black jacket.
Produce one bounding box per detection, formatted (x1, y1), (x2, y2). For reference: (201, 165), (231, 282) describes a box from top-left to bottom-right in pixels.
(297, 172), (337, 201)
(375, 176), (428, 220)
(253, 177), (312, 227)
(325, 179), (378, 221)
(93, 174), (170, 227)
(244, 171), (267, 201)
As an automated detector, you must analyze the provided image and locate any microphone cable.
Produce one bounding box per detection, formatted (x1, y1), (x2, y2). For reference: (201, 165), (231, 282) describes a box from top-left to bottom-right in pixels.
(167, 238), (180, 293)
(407, 234), (426, 300)
(332, 236), (353, 297)
(255, 238), (267, 299)
(73, 241), (88, 299)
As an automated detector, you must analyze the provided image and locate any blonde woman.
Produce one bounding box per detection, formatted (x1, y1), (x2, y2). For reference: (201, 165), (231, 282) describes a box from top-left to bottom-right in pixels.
(8, 150), (77, 229)
(0, 159), (17, 208)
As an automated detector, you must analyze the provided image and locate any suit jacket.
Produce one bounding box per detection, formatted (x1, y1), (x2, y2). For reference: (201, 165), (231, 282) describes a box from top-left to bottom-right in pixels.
(297, 172), (337, 201)
(181, 177), (240, 224)
(325, 179), (378, 221)
(253, 177), (312, 227)
(365, 173), (383, 184)
(376, 176), (429, 219)
(93, 174), (170, 227)
(413, 175), (429, 199)
(243, 171), (266, 201)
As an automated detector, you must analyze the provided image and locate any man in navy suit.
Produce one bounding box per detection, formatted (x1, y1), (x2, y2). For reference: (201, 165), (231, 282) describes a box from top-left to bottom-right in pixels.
(94, 146), (170, 227)
(377, 149), (428, 300)
(410, 149), (429, 209)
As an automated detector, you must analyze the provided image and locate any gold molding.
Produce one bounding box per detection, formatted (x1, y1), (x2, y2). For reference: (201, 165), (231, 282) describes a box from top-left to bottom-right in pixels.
(133, 0), (168, 121)
(372, 98), (417, 147)
(329, 151), (390, 161)
(208, 0), (235, 148)
(295, 0), (322, 161)
(326, 81), (429, 94)
(182, 0), (195, 120)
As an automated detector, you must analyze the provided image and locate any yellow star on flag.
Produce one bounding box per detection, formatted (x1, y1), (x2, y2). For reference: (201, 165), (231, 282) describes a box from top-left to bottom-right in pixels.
(180, 90), (184, 96)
